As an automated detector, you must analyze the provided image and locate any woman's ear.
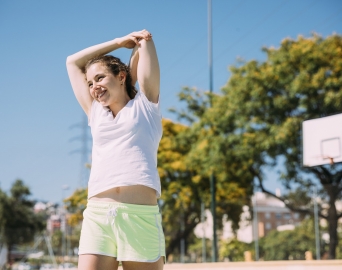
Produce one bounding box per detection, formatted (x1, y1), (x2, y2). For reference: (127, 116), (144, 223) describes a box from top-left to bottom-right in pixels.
(119, 71), (126, 83)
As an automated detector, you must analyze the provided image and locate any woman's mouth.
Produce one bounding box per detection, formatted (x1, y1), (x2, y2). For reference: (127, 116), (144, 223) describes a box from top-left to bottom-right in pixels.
(98, 91), (106, 98)
(96, 88), (107, 99)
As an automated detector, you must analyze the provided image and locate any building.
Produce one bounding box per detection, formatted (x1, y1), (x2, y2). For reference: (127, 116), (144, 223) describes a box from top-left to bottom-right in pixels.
(195, 191), (306, 243)
(251, 191), (304, 239)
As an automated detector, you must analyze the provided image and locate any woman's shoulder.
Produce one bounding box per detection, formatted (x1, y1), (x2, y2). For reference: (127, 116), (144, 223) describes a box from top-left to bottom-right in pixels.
(88, 99), (105, 126)
(135, 90), (161, 117)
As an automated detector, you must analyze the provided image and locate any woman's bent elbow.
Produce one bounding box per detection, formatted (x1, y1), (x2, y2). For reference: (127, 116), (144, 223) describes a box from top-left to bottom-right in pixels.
(66, 56), (74, 66)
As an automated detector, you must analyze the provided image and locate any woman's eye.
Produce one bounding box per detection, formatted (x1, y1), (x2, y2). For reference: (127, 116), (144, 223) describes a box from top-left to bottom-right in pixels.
(98, 76), (104, 81)
(88, 83), (93, 88)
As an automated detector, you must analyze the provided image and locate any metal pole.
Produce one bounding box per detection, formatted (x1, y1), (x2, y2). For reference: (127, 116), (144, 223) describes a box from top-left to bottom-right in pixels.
(201, 202), (206, 262)
(44, 235), (58, 268)
(208, 0), (213, 98)
(61, 185), (69, 267)
(180, 209), (185, 263)
(253, 196), (259, 261)
(314, 188), (321, 260)
(208, 0), (217, 262)
(61, 214), (66, 267)
(210, 175), (217, 262)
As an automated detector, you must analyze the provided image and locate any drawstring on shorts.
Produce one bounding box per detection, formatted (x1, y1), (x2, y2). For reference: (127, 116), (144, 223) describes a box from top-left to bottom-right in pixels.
(106, 205), (118, 225)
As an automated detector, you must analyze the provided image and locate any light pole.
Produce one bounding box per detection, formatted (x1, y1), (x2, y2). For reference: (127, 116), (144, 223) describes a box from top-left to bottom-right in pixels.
(253, 195), (259, 261)
(61, 185), (69, 268)
(208, 0), (218, 262)
(201, 202), (206, 262)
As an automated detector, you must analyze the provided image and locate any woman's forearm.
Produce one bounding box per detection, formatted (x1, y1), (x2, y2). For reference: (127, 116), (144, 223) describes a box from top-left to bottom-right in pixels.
(66, 37), (124, 68)
(129, 45), (139, 86)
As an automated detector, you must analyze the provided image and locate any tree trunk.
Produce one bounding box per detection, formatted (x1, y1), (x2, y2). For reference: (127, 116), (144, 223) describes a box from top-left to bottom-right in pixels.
(166, 220), (198, 259)
(327, 198), (338, 259)
(6, 244), (11, 268)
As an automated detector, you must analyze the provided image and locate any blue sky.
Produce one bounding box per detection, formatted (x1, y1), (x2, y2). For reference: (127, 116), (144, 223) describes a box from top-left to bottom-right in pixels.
(1, 0), (341, 204)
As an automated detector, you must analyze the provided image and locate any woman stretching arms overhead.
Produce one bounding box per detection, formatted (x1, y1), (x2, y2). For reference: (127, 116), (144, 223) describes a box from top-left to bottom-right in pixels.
(66, 29), (165, 270)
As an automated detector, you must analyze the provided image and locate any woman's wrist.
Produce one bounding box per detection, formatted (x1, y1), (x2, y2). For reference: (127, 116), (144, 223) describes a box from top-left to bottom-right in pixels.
(114, 37), (125, 47)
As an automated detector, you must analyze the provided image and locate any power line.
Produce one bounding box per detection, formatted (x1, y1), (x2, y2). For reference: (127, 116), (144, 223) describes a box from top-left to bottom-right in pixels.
(312, 7), (342, 31)
(163, 1), (246, 75)
(188, 0), (288, 86)
(212, 0), (323, 82)
(213, 0), (289, 63)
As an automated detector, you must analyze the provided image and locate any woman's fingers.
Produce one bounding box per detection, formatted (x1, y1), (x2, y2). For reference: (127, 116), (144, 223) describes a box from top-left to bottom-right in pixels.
(134, 37), (140, 45)
(142, 30), (152, 39)
(124, 30), (152, 48)
(128, 37), (139, 46)
(133, 30), (152, 41)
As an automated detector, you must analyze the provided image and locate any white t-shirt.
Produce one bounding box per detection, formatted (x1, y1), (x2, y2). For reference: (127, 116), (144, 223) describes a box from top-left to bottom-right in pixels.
(87, 90), (163, 199)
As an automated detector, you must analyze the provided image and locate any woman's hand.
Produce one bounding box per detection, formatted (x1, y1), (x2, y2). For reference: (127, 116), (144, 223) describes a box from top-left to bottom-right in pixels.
(120, 30), (152, 49)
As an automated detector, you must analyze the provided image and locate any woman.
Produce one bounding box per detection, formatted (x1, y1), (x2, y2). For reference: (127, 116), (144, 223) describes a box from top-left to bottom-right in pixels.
(66, 30), (165, 270)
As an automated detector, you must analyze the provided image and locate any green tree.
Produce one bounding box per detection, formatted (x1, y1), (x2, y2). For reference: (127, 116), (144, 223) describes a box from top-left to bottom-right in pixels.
(259, 218), (322, 260)
(64, 188), (87, 227)
(219, 238), (251, 262)
(64, 188), (87, 253)
(51, 230), (62, 255)
(158, 118), (252, 259)
(0, 180), (45, 263)
(158, 118), (206, 259)
(185, 33), (342, 258)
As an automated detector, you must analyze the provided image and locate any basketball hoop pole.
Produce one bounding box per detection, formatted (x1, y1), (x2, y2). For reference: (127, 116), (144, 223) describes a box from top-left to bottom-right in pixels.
(314, 187), (321, 260)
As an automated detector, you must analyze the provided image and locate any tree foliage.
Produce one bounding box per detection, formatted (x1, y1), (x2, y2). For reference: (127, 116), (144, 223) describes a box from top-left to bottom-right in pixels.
(219, 238), (251, 262)
(259, 218), (318, 260)
(158, 118), (204, 258)
(178, 33), (342, 258)
(0, 180), (45, 262)
(158, 118), (253, 258)
(64, 188), (87, 227)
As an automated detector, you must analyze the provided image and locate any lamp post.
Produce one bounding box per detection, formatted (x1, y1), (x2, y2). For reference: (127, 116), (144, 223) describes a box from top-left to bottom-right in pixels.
(61, 185), (69, 268)
(253, 195), (259, 261)
(208, 0), (218, 262)
(201, 202), (206, 262)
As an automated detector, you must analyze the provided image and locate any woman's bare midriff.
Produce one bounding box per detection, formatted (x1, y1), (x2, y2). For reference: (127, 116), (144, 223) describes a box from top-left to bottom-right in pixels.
(89, 185), (158, 205)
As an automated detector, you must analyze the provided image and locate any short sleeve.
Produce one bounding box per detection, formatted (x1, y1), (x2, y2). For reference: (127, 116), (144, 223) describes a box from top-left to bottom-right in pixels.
(88, 100), (97, 126)
(138, 90), (162, 118)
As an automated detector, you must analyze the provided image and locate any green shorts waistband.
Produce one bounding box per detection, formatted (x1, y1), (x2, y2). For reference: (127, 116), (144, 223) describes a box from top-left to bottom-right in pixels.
(86, 200), (160, 214)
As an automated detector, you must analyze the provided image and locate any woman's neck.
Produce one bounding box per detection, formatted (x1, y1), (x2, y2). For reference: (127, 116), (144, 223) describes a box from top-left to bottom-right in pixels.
(108, 93), (131, 117)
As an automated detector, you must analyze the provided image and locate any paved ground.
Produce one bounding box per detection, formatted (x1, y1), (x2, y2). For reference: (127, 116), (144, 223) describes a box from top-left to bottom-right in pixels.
(117, 260), (342, 270)
(27, 260), (341, 270)
(160, 260), (342, 270)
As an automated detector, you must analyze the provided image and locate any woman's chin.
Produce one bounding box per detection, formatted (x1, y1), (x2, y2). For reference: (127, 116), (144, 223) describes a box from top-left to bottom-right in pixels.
(98, 99), (109, 106)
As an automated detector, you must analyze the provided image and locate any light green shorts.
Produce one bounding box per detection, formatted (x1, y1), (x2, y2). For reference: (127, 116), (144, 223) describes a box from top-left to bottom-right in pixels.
(78, 200), (165, 262)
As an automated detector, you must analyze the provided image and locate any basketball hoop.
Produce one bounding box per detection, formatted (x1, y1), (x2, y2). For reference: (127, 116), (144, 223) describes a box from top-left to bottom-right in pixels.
(303, 114), (342, 167)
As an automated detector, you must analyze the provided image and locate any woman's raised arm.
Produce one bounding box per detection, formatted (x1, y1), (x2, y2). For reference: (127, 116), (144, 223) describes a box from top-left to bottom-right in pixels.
(66, 38), (125, 116)
(136, 35), (160, 103)
(66, 31), (152, 116)
(129, 45), (139, 87)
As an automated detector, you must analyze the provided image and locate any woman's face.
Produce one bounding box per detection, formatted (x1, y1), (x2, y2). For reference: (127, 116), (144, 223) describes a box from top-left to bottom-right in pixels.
(86, 63), (124, 106)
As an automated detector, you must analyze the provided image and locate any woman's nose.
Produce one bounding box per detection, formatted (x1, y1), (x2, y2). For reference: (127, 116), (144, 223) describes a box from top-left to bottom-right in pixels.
(93, 82), (101, 91)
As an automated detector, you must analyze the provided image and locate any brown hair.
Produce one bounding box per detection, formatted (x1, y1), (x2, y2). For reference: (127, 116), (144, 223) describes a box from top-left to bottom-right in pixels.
(84, 55), (137, 99)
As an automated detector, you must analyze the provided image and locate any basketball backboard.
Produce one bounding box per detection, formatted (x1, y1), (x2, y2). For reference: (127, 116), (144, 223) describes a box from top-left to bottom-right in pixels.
(302, 113), (342, 167)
